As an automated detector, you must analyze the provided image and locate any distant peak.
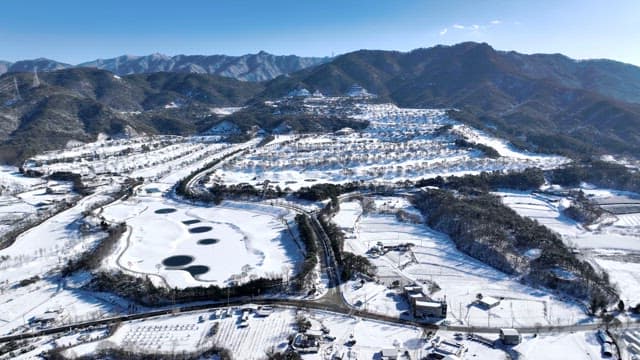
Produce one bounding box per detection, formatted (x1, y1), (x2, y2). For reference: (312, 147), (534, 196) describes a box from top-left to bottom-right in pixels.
(150, 52), (170, 59)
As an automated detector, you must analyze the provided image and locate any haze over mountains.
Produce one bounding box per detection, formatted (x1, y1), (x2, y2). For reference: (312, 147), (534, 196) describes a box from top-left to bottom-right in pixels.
(0, 52), (330, 82)
(1, 42), (640, 163)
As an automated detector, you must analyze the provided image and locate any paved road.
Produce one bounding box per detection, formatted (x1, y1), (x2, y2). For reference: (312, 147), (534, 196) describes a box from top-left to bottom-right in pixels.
(0, 296), (435, 344)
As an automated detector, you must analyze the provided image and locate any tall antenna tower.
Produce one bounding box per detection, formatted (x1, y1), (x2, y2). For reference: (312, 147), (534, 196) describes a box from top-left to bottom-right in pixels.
(33, 66), (40, 88)
(13, 77), (21, 101)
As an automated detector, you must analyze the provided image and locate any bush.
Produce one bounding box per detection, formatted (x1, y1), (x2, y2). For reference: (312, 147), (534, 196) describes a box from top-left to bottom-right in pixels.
(62, 223), (127, 276)
(550, 160), (640, 193)
(49, 171), (90, 196)
(341, 252), (376, 280)
(454, 138), (501, 159)
(416, 168), (545, 192)
(18, 275), (40, 287)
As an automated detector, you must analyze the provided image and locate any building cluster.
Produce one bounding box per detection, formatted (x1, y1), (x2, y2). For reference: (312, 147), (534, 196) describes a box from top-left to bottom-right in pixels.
(369, 241), (415, 256)
(30, 308), (65, 327)
(286, 83), (376, 99)
(426, 335), (467, 359)
(403, 284), (447, 319)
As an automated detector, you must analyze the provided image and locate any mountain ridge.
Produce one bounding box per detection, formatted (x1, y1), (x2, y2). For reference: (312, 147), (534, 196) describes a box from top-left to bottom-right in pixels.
(0, 52), (331, 82)
(2, 42), (640, 163)
(262, 42), (640, 158)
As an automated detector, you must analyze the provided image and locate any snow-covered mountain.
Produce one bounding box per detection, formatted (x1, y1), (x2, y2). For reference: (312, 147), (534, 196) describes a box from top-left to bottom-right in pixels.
(0, 52), (330, 82)
(79, 51), (330, 81)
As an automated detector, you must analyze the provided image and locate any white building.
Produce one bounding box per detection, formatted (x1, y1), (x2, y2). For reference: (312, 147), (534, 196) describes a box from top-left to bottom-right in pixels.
(499, 328), (521, 345)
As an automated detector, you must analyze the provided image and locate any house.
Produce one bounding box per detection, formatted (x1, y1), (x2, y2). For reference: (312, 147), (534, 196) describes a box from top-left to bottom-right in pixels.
(404, 284), (447, 319)
(403, 285), (423, 296)
(408, 292), (428, 305)
(476, 295), (501, 309)
(30, 312), (58, 325)
(288, 88), (311, 98)
(255, 305), (274, 317)
(414, 300), (447, 318)
(499, 328), (521, 345)
(601, 342), (613, 357)
(292, 333), (319, 353)
(430, 339), (467, 358)
(346, 84), (376, 98)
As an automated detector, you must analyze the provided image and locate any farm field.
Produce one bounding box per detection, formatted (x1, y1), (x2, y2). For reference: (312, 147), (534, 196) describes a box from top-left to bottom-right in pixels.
(496, 189), (640, 305)
(337, 197), (590, 328)
(0, 191), (114, 282)
(0, 272), (137, 337)
(0, 166), (76, 237)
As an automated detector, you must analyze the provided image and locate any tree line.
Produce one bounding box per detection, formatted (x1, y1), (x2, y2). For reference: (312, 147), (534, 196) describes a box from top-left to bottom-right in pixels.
(412, 188), (617, 313)
(86, 271), (283, 306)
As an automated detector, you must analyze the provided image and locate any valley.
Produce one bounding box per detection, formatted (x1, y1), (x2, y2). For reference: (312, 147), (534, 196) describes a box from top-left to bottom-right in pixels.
(0, 95), (637, 359)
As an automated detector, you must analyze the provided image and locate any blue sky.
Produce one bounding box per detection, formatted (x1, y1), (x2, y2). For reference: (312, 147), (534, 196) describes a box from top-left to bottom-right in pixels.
(1, 0), (639, 66)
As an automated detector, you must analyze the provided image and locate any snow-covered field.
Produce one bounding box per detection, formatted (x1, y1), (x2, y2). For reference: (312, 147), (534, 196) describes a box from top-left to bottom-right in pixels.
(514, 331), (607, 360)
(0, 165), (46, 193)
(496, 189), (640, 305)
(0, 166), (77, 237)
(101, 197), (303, 288)
(0, 192), (113, 283)
(337, 196), (590, 328)
(214, 105), (567, 190)
(0, 272), (138, 337)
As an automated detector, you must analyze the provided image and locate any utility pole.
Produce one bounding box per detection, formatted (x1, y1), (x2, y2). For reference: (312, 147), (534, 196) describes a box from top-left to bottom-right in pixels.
(511, 302), (514, 328)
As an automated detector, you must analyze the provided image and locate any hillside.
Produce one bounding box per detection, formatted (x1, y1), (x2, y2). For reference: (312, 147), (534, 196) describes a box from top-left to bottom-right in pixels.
(0, 52), (330, 82)
(263, 42), (640, 158)
(0, 68), (265, 162)
(3, 42), (640, 163)
(4, 58), (72, 73)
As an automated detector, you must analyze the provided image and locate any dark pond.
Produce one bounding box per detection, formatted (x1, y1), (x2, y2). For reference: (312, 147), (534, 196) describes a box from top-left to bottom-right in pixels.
(189, 226), (212, 234)
(184, 265), (210, 277)
(155, 208), (177, 214)
(162, 255), (194, 267)
(197, 238), (220, 245)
